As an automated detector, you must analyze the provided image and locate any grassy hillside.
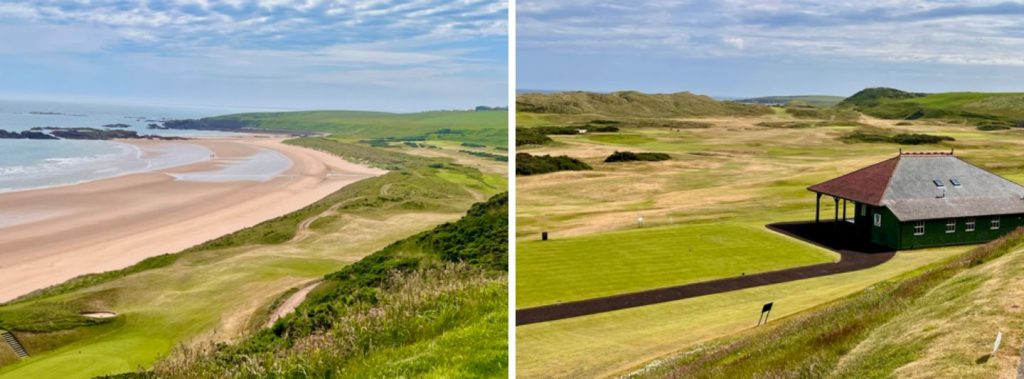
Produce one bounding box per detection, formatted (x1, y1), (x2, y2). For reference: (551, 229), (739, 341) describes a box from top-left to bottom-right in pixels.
(516, 91), (772, 117)
(636, 229), (1024, 378)
(143, 193), (508, 378)
(839, 87), (1024, 127)
(0, 138), (506, 378)
(214, 109), (508, 147)
(737, 95), (845, 107)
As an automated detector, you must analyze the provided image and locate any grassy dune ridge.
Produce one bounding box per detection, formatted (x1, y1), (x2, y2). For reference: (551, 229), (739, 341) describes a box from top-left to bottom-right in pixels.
(517, 91), (772, 117)
(840, 87), (1024, 127)
(0, 137), (506, 378)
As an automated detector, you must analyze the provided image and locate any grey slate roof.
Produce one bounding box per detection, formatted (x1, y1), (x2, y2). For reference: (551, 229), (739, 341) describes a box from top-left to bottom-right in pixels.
(881, 155), (1024, 221)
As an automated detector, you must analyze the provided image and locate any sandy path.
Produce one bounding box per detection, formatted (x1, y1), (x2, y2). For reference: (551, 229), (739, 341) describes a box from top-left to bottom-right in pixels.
(0, 137), (385, 303)
(265, 281), (320, 327)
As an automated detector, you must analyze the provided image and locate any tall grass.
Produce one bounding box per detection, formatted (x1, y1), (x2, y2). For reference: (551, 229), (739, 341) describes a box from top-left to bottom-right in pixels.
(148, 264), (506, 378)
(638, 228), (1024, 378)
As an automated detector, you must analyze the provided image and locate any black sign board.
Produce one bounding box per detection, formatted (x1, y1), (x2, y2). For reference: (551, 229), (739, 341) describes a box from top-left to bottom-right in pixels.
(757, 302), (774, 326)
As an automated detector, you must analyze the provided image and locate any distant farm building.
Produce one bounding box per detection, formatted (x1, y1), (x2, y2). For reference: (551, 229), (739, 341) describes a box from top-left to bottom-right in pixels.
(808, 152), (1024, 250)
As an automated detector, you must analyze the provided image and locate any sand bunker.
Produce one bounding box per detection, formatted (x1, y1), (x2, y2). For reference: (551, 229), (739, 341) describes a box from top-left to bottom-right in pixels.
(81, 312), (117, 318)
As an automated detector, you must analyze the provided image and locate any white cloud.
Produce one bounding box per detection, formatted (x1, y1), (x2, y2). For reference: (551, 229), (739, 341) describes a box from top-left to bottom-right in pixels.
(518, 0), (1024, 66)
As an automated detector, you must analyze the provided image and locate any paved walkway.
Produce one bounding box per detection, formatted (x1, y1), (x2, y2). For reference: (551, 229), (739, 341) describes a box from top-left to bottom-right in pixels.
(516, 221), (895, 326)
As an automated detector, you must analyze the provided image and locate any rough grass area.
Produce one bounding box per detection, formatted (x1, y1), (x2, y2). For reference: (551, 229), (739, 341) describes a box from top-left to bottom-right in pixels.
(140, 193), (508, 378)
(516, 224), (834, 308)
(634, 229), (1024, 378)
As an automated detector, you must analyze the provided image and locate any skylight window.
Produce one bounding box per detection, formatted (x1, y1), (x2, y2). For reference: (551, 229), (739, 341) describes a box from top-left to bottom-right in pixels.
(933, 179), (945, 187)
(950, 178), (961, 187)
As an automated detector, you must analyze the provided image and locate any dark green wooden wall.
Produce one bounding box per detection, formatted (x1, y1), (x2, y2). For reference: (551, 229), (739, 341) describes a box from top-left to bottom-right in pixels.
(866, 207), (1023, 249)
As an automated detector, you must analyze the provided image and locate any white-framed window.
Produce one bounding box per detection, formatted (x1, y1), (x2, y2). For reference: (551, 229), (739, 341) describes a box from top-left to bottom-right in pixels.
(946, 219), (956, 233)
(992, 217), (1001, 230)
(914, 221), (925, 236)
(966, 218), (976, 232)
(873, 213), (882, 227)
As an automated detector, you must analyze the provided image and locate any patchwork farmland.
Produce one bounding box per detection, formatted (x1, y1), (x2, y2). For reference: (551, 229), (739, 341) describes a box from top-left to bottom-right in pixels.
(515, 90), (1024, 378)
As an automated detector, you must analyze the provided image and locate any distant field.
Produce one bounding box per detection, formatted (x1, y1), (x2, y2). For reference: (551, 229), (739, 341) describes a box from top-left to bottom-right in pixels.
(517, 223), (834, 308)
(736, 95), (845, 107)
(217, 109), (508, 147)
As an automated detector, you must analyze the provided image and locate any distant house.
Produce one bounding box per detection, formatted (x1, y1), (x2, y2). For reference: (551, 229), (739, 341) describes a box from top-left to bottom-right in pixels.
(808, 152), (1024, 249)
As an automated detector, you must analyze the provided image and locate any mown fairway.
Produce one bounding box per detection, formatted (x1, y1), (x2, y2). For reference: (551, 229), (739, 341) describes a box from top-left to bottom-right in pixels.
(515, 106), (1024, 377)
(0, 138), (506, 378)
(518, 223), (834, 307)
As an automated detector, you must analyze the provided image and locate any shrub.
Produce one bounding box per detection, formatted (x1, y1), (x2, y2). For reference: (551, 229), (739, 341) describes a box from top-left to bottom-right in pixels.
(604, 151), (671, 163)
(515, 128), (553, 146)
(977, 124), (1011, 131)
(459, 150), (508, 162)
(516, 153), (592, 176)
(840, 131), (955, 145)
(891, 133), (955, 145)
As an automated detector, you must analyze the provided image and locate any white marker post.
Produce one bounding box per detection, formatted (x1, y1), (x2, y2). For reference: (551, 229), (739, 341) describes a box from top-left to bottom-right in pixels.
(993, 331), (1003, 355)
(637, 215), (644, 228)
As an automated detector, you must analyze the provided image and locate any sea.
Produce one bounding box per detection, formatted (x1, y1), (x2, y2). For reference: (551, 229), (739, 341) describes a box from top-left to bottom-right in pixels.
(0, 99), (251, 193)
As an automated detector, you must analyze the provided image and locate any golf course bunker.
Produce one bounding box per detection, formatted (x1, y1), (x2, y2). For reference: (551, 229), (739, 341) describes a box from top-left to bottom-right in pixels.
(81, 312), (117, 318)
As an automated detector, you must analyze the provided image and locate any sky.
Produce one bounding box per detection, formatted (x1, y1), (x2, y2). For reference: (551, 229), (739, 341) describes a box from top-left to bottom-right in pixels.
(0, 0), (507, 112)
(518, 0), (1024, 98)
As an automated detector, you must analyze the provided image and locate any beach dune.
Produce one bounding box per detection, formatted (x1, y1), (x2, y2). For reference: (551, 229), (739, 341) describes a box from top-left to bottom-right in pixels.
(0, 137), (385, 303)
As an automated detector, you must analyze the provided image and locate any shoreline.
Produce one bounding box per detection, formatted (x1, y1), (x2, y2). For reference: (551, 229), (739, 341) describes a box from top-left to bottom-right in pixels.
(0, 132), (294, 195)
(0, 136), (386, 302)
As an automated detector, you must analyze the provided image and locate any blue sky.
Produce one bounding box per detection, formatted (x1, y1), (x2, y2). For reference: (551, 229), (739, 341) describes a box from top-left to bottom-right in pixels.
(0, 1), (507, 112)
(518, 0), (1024, 98)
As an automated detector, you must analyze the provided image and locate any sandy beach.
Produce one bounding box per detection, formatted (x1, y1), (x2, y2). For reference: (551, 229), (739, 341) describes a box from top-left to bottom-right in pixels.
(0, 137), (386, 302)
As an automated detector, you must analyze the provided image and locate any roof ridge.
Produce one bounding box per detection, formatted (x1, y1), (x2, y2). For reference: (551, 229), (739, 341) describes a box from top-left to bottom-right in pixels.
(877, 155), (902, 203)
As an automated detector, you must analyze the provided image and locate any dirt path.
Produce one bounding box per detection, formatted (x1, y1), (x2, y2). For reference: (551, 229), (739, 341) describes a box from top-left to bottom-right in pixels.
(266, 281), (320, 327)
(516, 221), (896, 325)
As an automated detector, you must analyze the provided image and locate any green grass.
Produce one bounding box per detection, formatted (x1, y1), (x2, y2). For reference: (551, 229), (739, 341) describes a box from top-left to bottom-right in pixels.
(216, 110), (508, 147)
(0, 138), (505, 378)
(517, 246), (963, 378)
(841, 88), (1024, 126)
(143, 193), (508, 378)
(584, 133), (657, 145)
(514, 98), (1024, 377)
(634, 229), (1024, 379)
(517, 223), (834, 308)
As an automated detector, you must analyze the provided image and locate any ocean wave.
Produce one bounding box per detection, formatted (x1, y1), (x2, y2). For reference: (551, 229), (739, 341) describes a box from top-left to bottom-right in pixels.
(0, 141), (212, 193)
